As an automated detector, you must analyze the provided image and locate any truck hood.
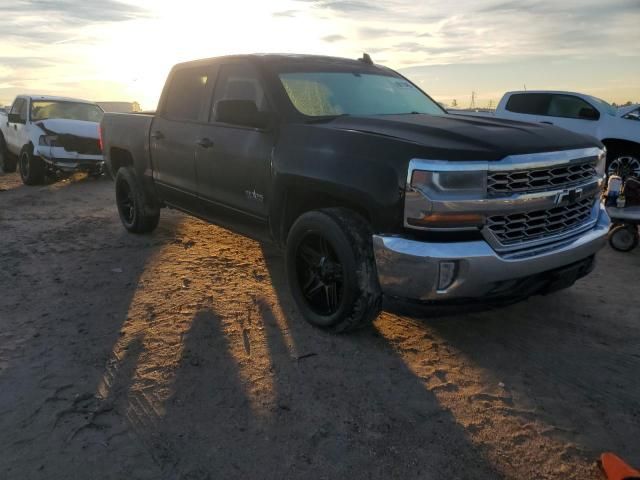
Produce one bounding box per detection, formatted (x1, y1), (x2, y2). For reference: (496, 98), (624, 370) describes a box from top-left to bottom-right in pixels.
(35, 118), (99, 139)
(322, 113), (598, 160)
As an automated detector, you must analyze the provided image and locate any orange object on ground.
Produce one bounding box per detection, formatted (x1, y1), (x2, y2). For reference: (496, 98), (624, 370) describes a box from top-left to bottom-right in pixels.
(600, 453), (640, 480)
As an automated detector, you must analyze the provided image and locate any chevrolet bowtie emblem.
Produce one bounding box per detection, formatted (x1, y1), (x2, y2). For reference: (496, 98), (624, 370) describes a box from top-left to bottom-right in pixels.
(555, 188), (582, 205)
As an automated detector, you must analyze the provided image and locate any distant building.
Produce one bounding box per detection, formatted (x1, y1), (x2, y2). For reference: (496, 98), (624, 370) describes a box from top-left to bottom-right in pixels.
(97, 101), (141, 113)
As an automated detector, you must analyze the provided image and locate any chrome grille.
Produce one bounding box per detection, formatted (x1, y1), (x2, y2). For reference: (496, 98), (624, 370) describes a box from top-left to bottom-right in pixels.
(488, 160), (596, 196)
(486, 196), (595, 245)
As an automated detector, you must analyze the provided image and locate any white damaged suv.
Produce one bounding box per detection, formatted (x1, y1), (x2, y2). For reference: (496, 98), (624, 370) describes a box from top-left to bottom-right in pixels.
(0, 95), (104, 184)
(492, 91), (640, 179)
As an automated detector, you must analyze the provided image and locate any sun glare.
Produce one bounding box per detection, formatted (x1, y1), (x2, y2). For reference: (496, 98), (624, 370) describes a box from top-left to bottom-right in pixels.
(87, 0), (338, 109)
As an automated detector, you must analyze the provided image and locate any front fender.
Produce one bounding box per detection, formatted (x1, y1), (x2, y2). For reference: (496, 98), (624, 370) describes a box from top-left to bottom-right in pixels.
(270, 124), (414, 241)
(28, 123), (46, 156)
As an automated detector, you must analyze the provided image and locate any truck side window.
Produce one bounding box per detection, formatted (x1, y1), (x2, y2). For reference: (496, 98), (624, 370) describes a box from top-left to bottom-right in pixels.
(163, 66), (211, 121)
(211, 63), (268, 120)
(547, 95), (599, 120)
(10, 98), (27, 122)
(505, 93), (551, 115)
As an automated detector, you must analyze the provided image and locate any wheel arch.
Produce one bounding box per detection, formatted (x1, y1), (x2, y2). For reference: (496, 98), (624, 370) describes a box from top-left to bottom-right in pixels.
(602, 138), (640, 156)
(20, 141), (34, 154)
(108, 147), (134, 176)
(276, 185), (373, 246)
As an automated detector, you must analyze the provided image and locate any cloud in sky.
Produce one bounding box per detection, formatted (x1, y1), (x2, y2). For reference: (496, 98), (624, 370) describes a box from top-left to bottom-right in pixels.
(322, 34), (346, 42)
(0, 0), (149, 43)
(0, 0), (148, 20)
(0, 0), (638, 109)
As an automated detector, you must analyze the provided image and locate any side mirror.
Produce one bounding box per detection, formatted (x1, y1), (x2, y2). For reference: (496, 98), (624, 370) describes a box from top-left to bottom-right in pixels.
(215, 100), (271, 129)
(578, 107), (599, 120)
(8, 113), (24, 124)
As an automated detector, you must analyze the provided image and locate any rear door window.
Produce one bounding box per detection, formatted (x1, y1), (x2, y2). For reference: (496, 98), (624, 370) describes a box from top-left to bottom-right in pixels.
(211, 62), (268, 121)
(505, 93), (551, 115)
(163, 66), (212, 122)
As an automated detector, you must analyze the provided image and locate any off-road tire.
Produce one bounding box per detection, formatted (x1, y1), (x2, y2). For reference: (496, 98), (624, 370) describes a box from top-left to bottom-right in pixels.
(608, 224), (639, 252)
(285, 208), (382, 333)
(19, 145), (45, 185)
(0, 133), (17, 173)
(115, 166), (160, 234)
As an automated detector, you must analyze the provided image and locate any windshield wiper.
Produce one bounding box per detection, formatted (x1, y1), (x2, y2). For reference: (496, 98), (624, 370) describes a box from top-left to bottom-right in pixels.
(305, 113), (350, 124)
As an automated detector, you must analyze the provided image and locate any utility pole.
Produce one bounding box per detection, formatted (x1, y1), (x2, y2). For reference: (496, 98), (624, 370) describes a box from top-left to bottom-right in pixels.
(469, 91), (476, 109)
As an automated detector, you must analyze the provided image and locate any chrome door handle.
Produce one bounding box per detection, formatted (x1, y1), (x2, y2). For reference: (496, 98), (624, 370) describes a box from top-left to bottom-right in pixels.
(540, 121), (553, 125)
(151, 130), (164, 140)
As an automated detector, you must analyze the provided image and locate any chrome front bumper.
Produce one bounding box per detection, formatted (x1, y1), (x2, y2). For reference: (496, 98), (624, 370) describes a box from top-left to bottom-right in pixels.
(373, 204), (609, 301)
(46, 158), (104, 171)
(36, 146), (103, 171)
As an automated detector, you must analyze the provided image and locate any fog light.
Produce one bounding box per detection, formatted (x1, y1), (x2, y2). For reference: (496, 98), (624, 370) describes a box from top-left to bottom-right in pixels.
(438, 261), (457, 291)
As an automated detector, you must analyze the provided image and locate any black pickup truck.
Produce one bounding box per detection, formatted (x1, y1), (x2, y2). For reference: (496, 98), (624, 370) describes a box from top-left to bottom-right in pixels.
(101, 53), (609, 332)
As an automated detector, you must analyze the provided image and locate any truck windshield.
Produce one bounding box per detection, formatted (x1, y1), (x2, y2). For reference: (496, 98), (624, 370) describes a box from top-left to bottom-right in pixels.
(278, 72), (444, 117)
(31, 101), (104, 122)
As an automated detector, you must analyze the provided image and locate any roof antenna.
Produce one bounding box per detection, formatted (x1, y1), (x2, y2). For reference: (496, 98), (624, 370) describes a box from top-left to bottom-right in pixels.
(359, 52), (373, 65)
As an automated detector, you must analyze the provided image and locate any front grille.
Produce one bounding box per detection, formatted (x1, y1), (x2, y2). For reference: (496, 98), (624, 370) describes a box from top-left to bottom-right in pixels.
(488, 160), (596, 196)
(58, 134), (102, 155)
(486, 196), (595, 245)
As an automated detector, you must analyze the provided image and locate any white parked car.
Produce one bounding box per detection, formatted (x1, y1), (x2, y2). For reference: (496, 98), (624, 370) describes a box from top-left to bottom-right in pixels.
(0, 95), (104, 184)
(492, 91), (640, 178)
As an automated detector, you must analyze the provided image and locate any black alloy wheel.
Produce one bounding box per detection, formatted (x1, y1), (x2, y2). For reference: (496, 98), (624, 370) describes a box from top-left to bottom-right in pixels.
(116, 175), (136, 226)
(295, 232), (345, 316)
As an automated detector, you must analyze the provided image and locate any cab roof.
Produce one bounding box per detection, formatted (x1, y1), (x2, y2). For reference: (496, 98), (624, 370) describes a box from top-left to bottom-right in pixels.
(173, 53), (385, 70)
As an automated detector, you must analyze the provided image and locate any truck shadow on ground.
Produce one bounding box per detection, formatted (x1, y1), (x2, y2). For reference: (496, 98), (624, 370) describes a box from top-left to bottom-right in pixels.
(84, 223), (638, 479)
(136, 271), (505, 480)
(0, 190), (188, 478)
(89, 226), (506, 479)
(6, 197), (636, 479)
(68, 212), (506, 479)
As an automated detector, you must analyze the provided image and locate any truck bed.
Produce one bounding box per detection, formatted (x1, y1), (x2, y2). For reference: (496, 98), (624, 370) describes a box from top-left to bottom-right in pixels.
(101, 112), (155, 177)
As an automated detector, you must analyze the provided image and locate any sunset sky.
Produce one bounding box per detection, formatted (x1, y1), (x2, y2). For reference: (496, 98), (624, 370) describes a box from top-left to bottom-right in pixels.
(1, 0), (638, 110)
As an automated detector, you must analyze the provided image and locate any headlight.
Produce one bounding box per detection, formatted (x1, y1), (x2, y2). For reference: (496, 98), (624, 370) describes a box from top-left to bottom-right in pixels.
(406, 169), (486, 229)
(38, 135), (59, 146)
(410, 170), (487, 198)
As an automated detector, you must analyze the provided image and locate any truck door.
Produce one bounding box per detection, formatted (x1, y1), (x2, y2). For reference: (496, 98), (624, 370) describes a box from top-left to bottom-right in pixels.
(195, 61), (274, 240)
(5, 98), (28, 155)
(149, 64), (214, 211)
(543, 94), (600, 138)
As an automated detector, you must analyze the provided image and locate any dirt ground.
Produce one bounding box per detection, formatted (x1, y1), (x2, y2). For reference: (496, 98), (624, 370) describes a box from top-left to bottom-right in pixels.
(0, 171), (638, 480)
